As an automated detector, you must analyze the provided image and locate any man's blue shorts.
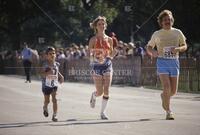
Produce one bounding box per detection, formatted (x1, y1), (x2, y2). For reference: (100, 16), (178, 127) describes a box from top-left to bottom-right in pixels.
(157, 58), (180, 77)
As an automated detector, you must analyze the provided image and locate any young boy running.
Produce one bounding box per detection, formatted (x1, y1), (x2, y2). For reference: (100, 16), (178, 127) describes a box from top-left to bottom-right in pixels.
(40, 47), (64, 122)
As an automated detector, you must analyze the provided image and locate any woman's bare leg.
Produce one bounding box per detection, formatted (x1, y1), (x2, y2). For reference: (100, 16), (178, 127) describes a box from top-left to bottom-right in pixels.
(90, 74), (104, 108)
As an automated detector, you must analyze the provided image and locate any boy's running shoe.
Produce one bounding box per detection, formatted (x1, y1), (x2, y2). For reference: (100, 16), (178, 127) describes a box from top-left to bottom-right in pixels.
(43, 106), (48, 117)
(52, 114), (58, 122)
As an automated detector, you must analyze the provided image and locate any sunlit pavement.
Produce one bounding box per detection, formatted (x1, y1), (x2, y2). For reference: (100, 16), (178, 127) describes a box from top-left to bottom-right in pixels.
(0, 75), (200, 135)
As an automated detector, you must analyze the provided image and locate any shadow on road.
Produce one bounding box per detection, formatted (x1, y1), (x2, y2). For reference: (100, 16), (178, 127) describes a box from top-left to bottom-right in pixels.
(0, 118), (162, 129)
(0, 120), (52, 128)
(174, 96), (200, 101)
(51, 118), (161, 127)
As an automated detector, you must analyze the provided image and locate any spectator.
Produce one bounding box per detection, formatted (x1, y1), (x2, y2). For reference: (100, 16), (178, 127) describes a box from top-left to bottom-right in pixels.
(21, 42), (32, 83)
(65, 47), (74, 61)
(31, 49), (39, 64)
(80, 45), (87, 59)
(85, 45), (90, 58)
(116, 41), (126, 58)
(73, 45), (81, 59)
(110, 32), (118, 49)
(57, 50), (66, 60)
(135, 43), (145, 59)
(127, 42), (136, 57)
(195, 48), (200, 59)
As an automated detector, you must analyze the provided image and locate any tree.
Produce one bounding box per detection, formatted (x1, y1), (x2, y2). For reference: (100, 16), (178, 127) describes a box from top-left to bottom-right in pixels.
(0, 0), (199, 51)
(0, 0), (63, 50)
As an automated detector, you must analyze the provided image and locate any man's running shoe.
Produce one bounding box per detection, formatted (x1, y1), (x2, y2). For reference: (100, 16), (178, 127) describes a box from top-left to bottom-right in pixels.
(166, 112), (175, 120)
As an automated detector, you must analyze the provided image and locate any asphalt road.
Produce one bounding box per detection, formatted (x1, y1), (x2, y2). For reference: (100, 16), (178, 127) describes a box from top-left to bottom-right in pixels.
(0, 75), (200, 135)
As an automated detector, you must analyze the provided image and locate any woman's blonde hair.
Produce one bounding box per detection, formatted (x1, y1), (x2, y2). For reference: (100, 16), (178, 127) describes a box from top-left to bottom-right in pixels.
(90, 16), (107, 33)
(157, 10), (174, 27)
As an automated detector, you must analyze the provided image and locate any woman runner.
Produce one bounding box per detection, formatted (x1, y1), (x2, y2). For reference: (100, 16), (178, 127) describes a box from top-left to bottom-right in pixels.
(89, 16), (114, 120)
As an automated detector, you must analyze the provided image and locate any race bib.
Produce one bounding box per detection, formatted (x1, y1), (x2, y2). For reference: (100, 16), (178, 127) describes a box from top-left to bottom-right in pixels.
(163, 46), (175, 58)
(45, 75), (58, 87)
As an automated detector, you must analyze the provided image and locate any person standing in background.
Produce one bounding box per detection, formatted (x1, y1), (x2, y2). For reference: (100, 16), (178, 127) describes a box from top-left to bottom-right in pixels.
(110, 32), (118, 49)
(21, 42), (32, 83)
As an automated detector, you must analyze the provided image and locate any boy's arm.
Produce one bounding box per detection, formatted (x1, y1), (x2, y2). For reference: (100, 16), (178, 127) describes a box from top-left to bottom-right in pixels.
(40, 67), (48, 78)
(58, 72), (64, 84)
(40, 65), (52, 78)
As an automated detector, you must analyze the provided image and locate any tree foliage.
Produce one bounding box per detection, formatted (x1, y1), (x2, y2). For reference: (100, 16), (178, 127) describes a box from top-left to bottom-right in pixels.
(0, 0), (199, 51)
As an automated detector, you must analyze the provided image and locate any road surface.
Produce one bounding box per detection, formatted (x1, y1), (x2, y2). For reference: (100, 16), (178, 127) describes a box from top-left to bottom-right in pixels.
(0, 75), (200, 135)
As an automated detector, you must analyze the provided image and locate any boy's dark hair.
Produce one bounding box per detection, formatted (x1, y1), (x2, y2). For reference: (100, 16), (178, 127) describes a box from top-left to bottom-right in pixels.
(46, 47), (55, 54)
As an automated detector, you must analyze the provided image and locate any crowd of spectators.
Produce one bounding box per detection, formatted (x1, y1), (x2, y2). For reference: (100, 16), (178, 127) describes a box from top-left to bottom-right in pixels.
(0, 31), (199, 66)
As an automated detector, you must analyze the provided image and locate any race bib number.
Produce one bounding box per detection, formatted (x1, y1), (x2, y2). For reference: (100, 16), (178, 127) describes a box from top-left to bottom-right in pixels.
(45, 75), (58, 87)
(163, 46), (175, 58)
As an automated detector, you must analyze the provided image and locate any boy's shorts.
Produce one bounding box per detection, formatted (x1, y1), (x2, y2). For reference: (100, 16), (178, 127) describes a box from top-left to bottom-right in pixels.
(42, 86), (58, 95)
(157, 58), (180, 77)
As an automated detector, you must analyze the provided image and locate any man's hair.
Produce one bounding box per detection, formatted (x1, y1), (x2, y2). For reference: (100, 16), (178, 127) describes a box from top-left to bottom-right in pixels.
(157, 9), (174, 27)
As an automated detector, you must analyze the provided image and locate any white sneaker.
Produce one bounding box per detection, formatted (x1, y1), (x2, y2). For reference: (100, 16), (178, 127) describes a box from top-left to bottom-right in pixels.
(166, 111), (174, 120)
(90, 92), (96, 108)
(100, 113), (108, 120)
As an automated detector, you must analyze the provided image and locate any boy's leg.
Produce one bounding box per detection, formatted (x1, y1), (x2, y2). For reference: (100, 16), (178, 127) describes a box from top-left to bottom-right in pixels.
(43, 94), (50, 117)
(51, 90), (58, 121)
(51, 90), (57, 115)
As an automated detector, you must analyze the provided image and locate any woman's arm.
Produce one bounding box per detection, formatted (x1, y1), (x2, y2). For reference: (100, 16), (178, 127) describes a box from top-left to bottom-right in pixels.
(89, 37), (95, 50)
(89, 37), (95, 60)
